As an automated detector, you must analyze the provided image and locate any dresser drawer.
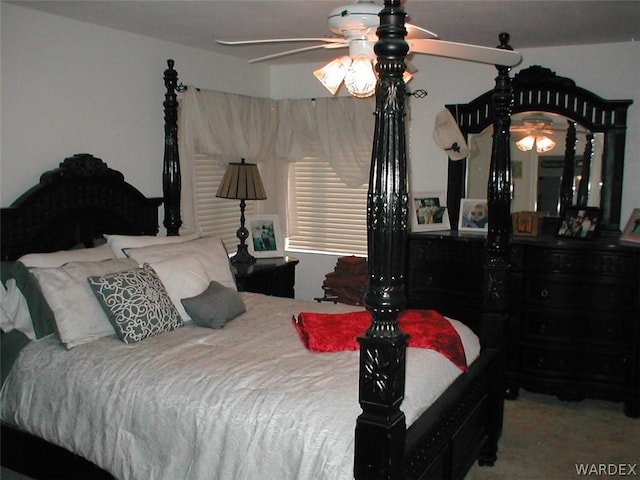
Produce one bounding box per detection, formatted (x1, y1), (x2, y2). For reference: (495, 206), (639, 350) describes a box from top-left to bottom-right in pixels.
(408, 238), (484, 268)
(524, 247), (639, 278)
(408, 266), (482, 296)
(520, 346), (628, 385)
(523, 275), (635, 312)
(521, 310), (630, 345)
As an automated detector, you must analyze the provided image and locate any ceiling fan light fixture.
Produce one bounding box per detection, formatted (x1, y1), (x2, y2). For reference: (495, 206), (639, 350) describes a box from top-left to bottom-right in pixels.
(402, 70), (413, 84)
(535, 135), (556, 153)
(313, 56), (352, 95)
(516, 134), (556, 153)
(344, 55), (376, 98)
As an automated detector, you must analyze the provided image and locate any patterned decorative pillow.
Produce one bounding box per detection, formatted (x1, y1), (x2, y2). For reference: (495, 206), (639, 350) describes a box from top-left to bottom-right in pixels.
(88, 265), (183, 343)
(181, 281), (246, 329)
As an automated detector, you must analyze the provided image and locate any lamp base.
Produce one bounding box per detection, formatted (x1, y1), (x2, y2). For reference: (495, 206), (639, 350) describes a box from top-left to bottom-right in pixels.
(230, 244), (256, 265)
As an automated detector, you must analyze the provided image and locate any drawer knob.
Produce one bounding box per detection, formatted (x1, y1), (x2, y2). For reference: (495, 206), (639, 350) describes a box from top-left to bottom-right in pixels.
(540, 288), (549, 298)
(538, 323), (547, 334)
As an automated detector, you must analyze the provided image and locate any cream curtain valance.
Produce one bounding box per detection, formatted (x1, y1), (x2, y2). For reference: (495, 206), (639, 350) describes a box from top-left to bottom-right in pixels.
(178, 87), (375, 234)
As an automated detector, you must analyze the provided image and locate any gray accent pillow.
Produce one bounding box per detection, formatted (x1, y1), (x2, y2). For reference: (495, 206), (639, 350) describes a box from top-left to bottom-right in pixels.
(181, 281), (246, 329)
(88, 264), (183, 344)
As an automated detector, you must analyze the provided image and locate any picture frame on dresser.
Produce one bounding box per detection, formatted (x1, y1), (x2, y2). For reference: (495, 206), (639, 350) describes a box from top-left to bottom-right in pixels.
(556, 207), (601, 240)
(620, 208), (640, 246)
(247, 214), (284, 258)
(458, 198), (488, 232)
(512, 211), (542, 237)
(410, 191), (450, 232)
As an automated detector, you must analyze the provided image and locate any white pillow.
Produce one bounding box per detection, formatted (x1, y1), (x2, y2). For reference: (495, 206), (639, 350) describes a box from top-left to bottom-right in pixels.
(31, 258), (139, 349)
(105, 233), (200, 258)
(1, 279), (36, 339)
(124, 236), (236, 291)
(17, 244), (115, 268)
(147, 255), (209, 321)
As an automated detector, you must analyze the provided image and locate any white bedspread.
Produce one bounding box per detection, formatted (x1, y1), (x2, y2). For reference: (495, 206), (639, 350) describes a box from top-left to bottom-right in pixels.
(1, 293), (480, 480)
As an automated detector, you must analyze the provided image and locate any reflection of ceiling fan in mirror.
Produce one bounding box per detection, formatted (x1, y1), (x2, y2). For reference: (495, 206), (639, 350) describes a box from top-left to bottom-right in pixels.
(511, 115), (561, 153)
(215, 0), (522, 98)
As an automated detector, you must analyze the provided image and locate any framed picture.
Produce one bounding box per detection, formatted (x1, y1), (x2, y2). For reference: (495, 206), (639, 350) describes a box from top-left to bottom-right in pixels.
(556, 207), (601, 240)
(512, 211), (543, 237)
(410, 192), (450, 232)
(246, 214), (284, 258)
(620, 208), (640, 246)
(458, 198), (488, 233)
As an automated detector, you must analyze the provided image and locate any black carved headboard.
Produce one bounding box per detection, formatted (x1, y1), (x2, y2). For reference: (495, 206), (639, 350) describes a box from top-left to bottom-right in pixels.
(1, 153), (162, 261)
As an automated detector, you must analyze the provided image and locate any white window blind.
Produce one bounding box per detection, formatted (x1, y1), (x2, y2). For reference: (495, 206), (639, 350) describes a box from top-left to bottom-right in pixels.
(288, 156), (368, 256)
(194, 155), (258, 253)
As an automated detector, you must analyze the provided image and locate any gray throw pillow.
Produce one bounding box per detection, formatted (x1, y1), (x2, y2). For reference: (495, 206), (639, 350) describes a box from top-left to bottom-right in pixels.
(181, 281), (246, 329)
(88, 264), (183, 343)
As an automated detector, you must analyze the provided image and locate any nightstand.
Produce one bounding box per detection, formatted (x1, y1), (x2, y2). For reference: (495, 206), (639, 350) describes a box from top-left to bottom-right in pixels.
(231, 256), (299, 298)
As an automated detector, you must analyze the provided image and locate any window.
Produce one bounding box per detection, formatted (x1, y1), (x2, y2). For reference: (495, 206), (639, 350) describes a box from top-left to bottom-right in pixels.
(287, 156), (368, 256)
(193, 155), (258, 253)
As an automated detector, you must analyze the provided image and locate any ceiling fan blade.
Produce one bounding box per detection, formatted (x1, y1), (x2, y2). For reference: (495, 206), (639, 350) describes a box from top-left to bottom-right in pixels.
(216, 37), (346, 46)
(408, 39), (522, 66)
(249, 43), (348, 63)
(406, 23), (439, 39)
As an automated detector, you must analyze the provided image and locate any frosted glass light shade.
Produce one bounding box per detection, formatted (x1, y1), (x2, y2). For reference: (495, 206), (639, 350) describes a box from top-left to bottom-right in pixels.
(313, 56), (351, 95)
(344, 55), (377, 98)
(516, 134), (556, 153)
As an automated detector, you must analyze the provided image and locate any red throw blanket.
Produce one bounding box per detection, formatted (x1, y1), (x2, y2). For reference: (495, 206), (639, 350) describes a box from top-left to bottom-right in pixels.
(292, 309), (467, 371)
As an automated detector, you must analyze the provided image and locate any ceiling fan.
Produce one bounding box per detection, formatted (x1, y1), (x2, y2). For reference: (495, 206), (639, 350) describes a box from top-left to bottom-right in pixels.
(215, 0), (522, 98)
(511, 116), (560, 153)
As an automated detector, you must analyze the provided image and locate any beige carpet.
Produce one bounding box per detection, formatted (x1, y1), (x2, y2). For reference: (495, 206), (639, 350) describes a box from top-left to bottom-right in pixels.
(466, 390), (640, 480)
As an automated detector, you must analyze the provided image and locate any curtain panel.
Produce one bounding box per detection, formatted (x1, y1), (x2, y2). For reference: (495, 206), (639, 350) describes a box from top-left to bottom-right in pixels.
(178, 87), (375, 236)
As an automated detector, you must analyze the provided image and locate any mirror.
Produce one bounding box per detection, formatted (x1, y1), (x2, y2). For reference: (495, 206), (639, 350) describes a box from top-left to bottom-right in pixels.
(466, 112), (604, 216)
(446, 65), (632, 234)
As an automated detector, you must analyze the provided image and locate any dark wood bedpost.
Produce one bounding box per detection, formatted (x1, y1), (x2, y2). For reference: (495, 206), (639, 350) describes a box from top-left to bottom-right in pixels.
(163, 59), (182, 235)
(559, 120), (577, 218)
(478, 32), (514, 466)
(355, 1), (409, 478)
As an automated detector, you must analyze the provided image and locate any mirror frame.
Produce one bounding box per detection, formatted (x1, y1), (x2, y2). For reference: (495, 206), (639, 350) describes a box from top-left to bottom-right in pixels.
(446, 65), (632, 234)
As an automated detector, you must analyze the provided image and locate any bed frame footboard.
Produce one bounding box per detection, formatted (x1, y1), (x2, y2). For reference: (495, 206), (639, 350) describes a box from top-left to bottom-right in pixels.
(404, 349), (502, 480)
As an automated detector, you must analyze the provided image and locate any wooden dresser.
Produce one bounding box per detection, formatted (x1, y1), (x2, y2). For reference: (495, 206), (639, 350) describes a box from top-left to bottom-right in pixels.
(406, 232), (640, 417)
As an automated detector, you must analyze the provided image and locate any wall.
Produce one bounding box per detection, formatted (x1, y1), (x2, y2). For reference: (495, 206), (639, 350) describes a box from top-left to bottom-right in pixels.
(0, 3), (271, 207)
(3, 3), (639, 300)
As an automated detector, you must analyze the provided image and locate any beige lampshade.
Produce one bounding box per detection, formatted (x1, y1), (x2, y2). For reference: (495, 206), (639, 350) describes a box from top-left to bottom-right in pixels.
(216, 158), (267, 200)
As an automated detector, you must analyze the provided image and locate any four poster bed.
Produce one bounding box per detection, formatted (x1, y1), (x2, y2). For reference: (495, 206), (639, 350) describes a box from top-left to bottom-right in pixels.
(0, 2), (515, 479)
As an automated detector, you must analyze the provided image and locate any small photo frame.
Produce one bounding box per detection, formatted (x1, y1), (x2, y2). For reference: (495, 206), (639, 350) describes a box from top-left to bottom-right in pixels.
(459, 198), (488, 233)
(556, 207), (601, 240)
(620, 208), (640, 246)
(512, 211), (543, 237)
(247, 214), (284, 258)
(410, 192), (450, 232)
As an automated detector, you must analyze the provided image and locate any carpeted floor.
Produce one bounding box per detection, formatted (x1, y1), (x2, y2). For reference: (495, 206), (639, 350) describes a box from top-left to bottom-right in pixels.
(466, 390), (640, 479)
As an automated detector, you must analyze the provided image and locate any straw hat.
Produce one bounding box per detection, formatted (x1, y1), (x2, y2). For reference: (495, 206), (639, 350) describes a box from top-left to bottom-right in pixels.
(433, 109), (468, 161)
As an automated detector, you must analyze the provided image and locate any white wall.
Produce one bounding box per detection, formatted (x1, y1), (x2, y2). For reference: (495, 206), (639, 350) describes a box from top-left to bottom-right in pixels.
(3, 3), (639, 301)
(0, 3), (271, 206)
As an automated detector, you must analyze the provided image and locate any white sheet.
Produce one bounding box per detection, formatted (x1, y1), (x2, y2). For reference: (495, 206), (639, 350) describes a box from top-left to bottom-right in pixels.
(1, 293), (480, 480)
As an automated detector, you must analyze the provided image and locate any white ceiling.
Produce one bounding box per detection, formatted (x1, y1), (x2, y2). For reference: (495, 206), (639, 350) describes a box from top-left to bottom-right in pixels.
(9, 0), (640, 65)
